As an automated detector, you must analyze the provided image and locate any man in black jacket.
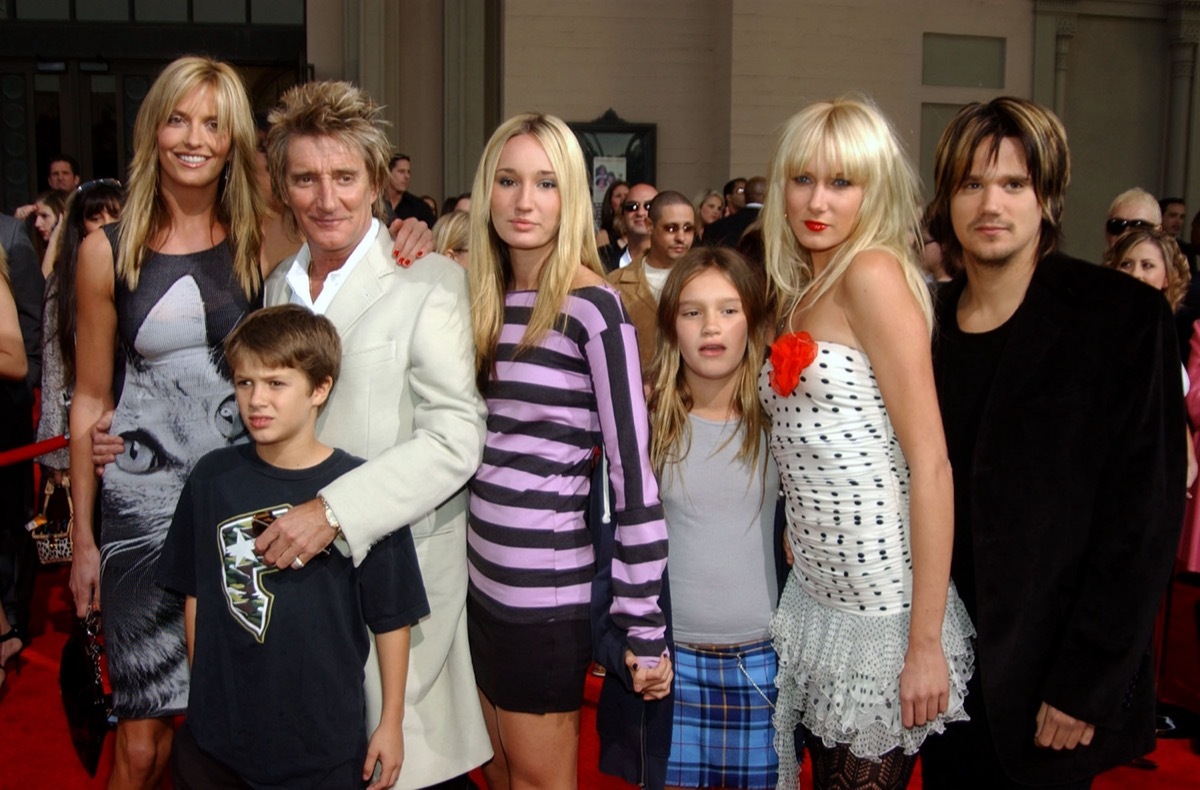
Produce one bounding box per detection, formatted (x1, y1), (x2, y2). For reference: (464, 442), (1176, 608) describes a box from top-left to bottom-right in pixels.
(383, 152), (436, 229)
(921, 97), (1185, 789)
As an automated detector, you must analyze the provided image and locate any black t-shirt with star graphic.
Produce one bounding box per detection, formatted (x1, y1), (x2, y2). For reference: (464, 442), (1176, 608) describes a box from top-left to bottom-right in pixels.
(158, 443), (429, 788)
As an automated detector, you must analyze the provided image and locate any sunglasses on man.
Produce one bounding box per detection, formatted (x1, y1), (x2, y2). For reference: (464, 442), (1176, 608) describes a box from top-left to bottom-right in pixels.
(1105, 217), (1155, 235)
(622, 200), (652, 213)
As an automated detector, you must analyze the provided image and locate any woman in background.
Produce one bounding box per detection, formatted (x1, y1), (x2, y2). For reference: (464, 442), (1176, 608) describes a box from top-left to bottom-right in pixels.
(1103, 227), (1191, 311)
(432, 209), (471, 269)
(32, 189), (69, 274)
(693, 189), (724, 241)
(36, 179), (126, 480)
(596, 179), (629, 269)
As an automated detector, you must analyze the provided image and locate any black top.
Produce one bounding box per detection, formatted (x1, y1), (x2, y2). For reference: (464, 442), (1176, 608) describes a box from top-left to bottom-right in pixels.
(933, 308), (1016, 621)
(158, 444), (429, 788)
(386, 191), (437, 228)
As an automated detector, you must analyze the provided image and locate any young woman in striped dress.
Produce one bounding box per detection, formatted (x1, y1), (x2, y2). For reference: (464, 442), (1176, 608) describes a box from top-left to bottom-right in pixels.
(465, 112), (672, 789)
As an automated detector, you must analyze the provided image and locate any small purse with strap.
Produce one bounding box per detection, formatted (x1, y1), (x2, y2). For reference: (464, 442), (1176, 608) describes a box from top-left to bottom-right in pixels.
(26, 476), (74, 565)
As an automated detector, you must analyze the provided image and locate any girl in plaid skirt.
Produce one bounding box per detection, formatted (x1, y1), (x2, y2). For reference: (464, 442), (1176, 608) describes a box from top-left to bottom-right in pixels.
(646, 246), (781, 789)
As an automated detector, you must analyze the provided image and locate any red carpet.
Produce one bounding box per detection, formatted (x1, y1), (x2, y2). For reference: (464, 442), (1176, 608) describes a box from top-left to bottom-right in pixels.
(2, 566), (1197, 789)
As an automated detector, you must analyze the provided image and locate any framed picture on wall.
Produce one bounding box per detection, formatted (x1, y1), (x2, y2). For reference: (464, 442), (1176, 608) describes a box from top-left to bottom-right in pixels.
(570, 109), (656, 227)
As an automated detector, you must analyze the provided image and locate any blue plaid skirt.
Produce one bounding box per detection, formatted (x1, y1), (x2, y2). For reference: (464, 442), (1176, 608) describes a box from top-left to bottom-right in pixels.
(666, 639), (779, 788)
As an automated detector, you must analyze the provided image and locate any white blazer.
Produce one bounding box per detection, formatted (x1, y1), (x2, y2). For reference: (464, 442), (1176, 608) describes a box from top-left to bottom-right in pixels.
(265, 226), (491, 787)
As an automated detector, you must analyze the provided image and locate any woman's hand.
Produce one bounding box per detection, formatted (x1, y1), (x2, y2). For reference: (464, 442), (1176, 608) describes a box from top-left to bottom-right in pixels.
(70, 541), (101, 617)
(898, 642), (949, 729)
(625, 649), (674, 700)
(388, 217), (433, 267)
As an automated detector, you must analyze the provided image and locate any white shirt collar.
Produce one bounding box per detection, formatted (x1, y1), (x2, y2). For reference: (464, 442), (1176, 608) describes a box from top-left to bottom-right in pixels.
(285, 219), (380, 315)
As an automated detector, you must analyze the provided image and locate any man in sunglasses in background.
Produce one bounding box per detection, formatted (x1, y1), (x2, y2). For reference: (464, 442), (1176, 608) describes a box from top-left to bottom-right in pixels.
(616, 182), (658, 269)
(607, 190), (696, 374)
(1103, 187), (1162, 252)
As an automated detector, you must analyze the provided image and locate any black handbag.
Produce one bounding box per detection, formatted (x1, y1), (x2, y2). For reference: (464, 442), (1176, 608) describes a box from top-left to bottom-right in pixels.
(59, 610), (114, 776)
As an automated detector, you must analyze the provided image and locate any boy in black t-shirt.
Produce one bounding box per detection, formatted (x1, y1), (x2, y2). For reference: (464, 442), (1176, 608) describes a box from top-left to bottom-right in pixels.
(158, 305), (428, 789)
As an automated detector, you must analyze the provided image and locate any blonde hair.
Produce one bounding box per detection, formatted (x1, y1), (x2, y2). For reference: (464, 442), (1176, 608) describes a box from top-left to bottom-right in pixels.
(647, 246), (770, 477)
(433, 210), (471, 258)
(693, 189), (723, 227)
(118, 56), (262, 298)
(1108, 188), (1162, 224)
(266, 80), (392, 239)
(1103, 227), (1191, 311)
(468, 113), (603, 380)
(761, 97), (932, 333)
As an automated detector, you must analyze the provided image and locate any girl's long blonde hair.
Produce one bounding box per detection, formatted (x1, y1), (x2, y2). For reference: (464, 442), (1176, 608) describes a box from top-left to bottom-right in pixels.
(468, 113), (603, 384)
(118, 55), (263, 298)
(761, 97), (931, 333)
(647, 247), (770, 477)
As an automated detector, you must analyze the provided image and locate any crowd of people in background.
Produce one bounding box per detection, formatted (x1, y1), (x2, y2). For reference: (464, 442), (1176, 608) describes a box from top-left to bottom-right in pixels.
(0, 52), (1195, 790)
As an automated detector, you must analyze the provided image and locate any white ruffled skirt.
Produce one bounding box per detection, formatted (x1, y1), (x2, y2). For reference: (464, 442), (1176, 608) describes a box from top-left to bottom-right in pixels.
(770, 573), (976, 790)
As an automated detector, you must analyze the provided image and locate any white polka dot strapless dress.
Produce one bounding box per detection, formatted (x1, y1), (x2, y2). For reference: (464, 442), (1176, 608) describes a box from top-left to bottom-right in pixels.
(761, 340), (974, 787)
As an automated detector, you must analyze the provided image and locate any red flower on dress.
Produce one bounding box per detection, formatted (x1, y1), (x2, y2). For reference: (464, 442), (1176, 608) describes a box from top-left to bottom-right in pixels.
(769, 332), (818, 397)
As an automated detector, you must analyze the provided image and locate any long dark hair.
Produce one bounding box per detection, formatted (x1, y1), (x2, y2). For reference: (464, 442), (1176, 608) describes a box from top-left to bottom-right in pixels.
(599, 179), (628, 238)
(51, 180), (125, 383)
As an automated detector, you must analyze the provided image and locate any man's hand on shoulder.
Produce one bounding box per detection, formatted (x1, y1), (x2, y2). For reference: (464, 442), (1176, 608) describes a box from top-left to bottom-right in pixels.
(1034, 701), (1095, 750)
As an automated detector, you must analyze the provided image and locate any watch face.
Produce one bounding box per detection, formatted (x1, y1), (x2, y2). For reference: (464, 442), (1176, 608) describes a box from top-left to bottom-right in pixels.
(322, 499), (340, 530)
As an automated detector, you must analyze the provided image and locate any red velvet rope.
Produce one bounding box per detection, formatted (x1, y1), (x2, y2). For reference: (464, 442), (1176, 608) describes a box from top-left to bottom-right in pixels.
(0, 435), (67, 467)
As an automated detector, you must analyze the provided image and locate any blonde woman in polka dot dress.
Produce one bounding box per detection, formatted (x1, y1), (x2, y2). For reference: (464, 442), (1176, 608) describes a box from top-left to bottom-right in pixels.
(759, 98), (975, 790)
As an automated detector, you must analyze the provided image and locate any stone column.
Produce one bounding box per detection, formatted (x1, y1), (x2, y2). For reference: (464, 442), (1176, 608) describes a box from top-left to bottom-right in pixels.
(1166, 3), (1200, 198)
(1053, 15), (1076, 120)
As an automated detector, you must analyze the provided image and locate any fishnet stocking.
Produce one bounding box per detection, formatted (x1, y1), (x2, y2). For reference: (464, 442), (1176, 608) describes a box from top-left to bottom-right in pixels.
(803, 726), (917, 790)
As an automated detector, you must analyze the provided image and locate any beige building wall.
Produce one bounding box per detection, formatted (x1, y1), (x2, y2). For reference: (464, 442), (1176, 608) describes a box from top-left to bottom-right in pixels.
(307, 0), (448, 204)
(502, 0), (728, 197)
(1056, 8), (1168, 259)
(312, 0), (1200, 261)
(725, 0), (1033, 184)
(499, 0), (1034, 216)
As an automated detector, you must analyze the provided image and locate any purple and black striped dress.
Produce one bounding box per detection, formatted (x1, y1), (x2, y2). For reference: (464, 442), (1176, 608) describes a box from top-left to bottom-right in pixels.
(467, 285), (668, 664)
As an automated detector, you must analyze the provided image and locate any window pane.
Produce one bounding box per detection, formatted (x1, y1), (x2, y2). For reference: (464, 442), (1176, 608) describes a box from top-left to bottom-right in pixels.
(135, 0), (188, 22)
(77, 0), (129, 21)
(16, 0), (69, 20)
(923, 34), (1006, 89)
(251, 0), (303, 25)
(91, 75), (120, 181)
(193, 0), (246, 23)
(919, 103), (964, 201)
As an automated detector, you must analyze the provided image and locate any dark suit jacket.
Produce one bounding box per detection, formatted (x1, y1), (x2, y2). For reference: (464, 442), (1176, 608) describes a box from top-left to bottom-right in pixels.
(932, 253), (1186, 785)
(703, 205), (760, 249)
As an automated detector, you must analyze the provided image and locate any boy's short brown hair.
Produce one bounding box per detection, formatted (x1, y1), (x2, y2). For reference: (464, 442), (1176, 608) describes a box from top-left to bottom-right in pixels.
(224, 305), (342, 392)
